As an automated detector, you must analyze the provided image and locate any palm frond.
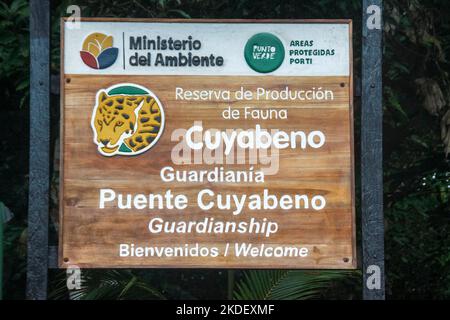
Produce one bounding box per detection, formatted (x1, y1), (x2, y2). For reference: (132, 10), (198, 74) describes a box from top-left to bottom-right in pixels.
(50, 270), (165, 300)
(233, 270), (354, 300)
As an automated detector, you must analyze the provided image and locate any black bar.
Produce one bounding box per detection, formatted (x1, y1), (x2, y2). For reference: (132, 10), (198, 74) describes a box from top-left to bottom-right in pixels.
(27, 0), (50, 300)
(361, 0), (385, 299)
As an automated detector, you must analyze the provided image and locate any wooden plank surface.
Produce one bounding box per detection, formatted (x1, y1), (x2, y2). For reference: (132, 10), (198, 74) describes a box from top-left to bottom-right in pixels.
(60, 75), (355, 268)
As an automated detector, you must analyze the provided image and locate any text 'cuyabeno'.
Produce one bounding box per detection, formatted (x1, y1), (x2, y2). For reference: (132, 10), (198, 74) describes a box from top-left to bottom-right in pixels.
(182, 124), (325, 156)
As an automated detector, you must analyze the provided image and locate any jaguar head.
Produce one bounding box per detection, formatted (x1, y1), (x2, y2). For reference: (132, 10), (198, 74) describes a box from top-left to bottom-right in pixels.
(92, 91), (144, 155)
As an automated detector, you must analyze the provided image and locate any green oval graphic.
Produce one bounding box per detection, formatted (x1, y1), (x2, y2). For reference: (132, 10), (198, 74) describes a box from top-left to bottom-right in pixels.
(244, 33), (285, 73)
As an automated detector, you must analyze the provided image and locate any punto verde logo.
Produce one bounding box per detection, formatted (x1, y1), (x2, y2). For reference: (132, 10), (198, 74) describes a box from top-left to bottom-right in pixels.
(244, 33), (285, 73)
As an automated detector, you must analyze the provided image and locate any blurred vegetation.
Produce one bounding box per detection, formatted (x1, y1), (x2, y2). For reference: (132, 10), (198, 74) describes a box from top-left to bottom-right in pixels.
(0, 0), (449, 299)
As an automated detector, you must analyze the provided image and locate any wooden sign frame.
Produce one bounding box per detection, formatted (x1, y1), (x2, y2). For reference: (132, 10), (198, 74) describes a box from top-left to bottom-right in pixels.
(26, 0), (384, 300)
(58, 18), (355, 269)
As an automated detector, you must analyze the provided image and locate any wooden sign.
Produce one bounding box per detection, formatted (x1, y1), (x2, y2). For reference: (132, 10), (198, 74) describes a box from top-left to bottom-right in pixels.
(60, 19), (355, 269)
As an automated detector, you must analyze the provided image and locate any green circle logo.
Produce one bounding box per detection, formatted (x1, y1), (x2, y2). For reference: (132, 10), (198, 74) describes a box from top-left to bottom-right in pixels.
(244, 33), (285, 73)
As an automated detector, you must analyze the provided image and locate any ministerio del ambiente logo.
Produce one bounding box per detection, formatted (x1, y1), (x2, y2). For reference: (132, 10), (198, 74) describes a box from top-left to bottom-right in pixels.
(80, 32), (119, 69)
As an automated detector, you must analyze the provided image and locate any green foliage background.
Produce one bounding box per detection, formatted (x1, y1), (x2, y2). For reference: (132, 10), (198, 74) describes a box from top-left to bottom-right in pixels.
(0, 0), (449, 299)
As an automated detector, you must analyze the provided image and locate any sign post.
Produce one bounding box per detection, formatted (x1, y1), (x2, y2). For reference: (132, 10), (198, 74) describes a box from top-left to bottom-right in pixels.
(361, 0), (385, 299)
(27, 0), (50, 300)
(25, 1), (385, 300)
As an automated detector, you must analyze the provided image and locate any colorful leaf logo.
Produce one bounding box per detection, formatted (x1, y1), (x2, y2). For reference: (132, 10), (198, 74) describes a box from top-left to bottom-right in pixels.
(80, 33), (118, 69)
